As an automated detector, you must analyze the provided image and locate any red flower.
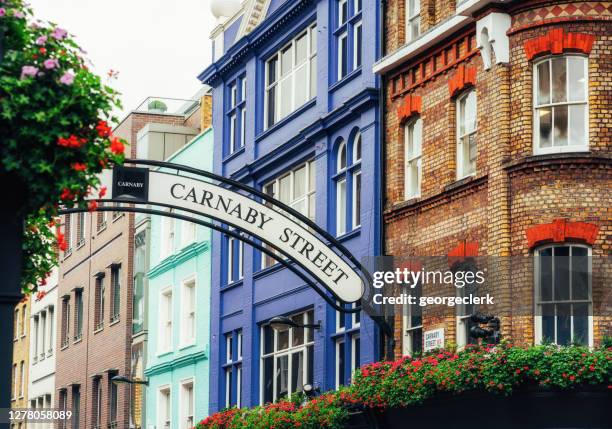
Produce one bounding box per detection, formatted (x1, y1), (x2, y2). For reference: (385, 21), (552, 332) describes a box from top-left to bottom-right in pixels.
(110, 137), (125, 155)
(56, 230), (67, 251)
(39, 47), (46, 54)
(96, 120), (112, 138)
(71, 162), (87, 172)
(98, 186), (107, 198)
(569, 375), (576, 381)
(88, 201), (98, 212)
(58, 134), (87, 148)
(60, 188), (74, 201)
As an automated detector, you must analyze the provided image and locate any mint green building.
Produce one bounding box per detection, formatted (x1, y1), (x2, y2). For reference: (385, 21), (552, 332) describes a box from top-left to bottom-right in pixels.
(144, 127), (213, 429)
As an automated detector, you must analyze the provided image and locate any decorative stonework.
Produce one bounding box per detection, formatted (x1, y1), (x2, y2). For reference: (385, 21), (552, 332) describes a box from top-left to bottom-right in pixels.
(476, 12), (511, 70)
(396, 95), (422, 123)
(525, 218), (599, 248)
(523, 28), (596, 60)
(238, 0), (271, 38)
(448, 65), (477, 98)
(511, 2), (612, 31)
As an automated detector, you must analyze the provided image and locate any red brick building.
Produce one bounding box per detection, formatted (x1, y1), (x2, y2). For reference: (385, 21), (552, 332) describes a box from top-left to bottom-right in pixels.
(54, 97), (205, 429)
(374, 0), (611, 356)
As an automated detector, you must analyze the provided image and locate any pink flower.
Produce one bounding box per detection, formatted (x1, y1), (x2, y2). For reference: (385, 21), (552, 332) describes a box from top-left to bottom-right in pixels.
(59, 72), (74, 85)
(20, 65), (38, 79)
(51, 27), (67, 39)
(12, 9), (25, 18)
(0, 8), (5, 16)
(35, 35), (47, 45)
(43, 58), (59, 69)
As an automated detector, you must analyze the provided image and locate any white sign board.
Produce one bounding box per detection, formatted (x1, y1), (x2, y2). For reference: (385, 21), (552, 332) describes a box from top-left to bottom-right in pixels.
(95, 168), (365, 303)
(423, 328), (444, 352)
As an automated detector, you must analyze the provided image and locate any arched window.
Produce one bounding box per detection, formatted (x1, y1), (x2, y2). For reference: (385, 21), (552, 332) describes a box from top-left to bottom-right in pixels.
(534, 244), (592, 346)
(534, 55), (588, 154)
(334, 132), (362, 236)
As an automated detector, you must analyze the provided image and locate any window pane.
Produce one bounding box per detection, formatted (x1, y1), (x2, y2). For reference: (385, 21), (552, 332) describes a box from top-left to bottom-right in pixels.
(310, 26), (317, 54)
(277, 326), (289, 350)
(408, 0), (420, 16)
(296, 34), (307, 64)
(354, 134), (362, 161)
(263, 356), (273, 403)
(556, 303), (571, 345)
(263, 325), (274, 355)
(337, 340), (345, 387)
(537, 60), (550, 105)
(539, 248), (553, 301)
(308, 161), (316, 191)
(279, 175), (291, 203)
(267, 87), (276, 127)
(280, 77), (292, 118)
(572, 247), (589, 300)
(354, 24), (362, 68)
(542, 303), (555, 342)
(554, 247), (570, 300)
(337, 179), (347, 235)
(339, 35), (348, 78)
(411, 329), (422, 354)
(538, 107), (552, 148)
(267, 58), (277, 84)
(293, 166), (306, 199)
(307, 345), (314, 385)
(573, 303), (589, 346)
(309, 56), (317, 99)
(339, 0), (348, 25)
(276, 355), (289, 399)
(354, 336), (361, 368)
(338, 143), (347, 170)
(353, 172), (361, 226)
(551, 58), (567, 103)
(553, 105), (568, 146)
(466, 91), (477, 133)
(569, 104), (586, 147)
(291, 315), (305, 346)
(568, 57), (585, 102)
(291, 351), (304, 394)
(294, 64), (309, 108)
(281, 46), (292, 76)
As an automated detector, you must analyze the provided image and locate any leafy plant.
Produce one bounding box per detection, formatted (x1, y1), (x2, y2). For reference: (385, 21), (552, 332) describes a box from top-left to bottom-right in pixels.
(195, 344), (611, 429)
(0, 0), (127, 291)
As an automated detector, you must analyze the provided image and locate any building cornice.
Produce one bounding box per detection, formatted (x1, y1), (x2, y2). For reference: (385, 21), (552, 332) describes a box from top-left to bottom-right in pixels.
(147, 241), (210, 279)
(198, 0), (315, 85)
(144, 350), (208, 377)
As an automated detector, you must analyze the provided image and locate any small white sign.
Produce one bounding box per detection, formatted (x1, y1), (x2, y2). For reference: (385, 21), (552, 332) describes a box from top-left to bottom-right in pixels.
(423, 328), (444, 352)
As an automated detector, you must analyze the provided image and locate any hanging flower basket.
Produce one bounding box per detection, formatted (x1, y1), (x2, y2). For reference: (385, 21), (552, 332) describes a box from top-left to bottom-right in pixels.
(0, 0), (127, 292)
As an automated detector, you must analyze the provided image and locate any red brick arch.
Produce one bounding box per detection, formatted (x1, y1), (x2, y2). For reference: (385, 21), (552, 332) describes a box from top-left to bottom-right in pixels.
(396, 94), (422, 123)
(525, 219), (599, 249)
(523, 28), (595, 61)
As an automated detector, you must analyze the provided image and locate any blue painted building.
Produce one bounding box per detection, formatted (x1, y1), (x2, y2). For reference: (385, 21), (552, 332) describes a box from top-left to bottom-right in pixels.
(144, 128), (214, 428)
(200, 0), (381, 412)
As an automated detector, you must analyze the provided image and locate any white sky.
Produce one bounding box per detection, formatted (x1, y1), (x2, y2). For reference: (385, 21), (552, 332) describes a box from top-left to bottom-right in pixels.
(29, 0), (216, 120)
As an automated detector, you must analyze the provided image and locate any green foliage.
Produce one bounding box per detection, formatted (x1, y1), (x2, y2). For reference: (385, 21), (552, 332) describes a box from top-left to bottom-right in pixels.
(195, 344), (611, 429)
(0, 0), (126, 291)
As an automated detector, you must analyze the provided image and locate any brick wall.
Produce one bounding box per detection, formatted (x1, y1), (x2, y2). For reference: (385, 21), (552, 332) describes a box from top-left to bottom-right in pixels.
(383, 1), (612, 357)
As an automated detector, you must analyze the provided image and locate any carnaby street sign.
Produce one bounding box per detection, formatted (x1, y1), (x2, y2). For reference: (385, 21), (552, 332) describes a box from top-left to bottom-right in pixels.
(94, 165), (365, 303)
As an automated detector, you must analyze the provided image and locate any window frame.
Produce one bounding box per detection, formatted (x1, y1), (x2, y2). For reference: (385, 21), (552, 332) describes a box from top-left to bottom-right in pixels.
(534, 244), (593, 347)
(456, 89), (477, 180)
(264, 24), (317, 129)
(260, 310), (315, 404)
(158, 287), (173, 354)
(227, 234), (244, 284)
(404, 117), (422, 199)
(334, 0), (362, 82)
(334, 132), (362, 236)
(226, 76), (247, 155)
(261, 160), (316, 268)
(532, 55), (589, 154)
(402, 287), (423, 355)
(180, 276), (197, 347)
(180, 378), (195, 429)
(157, 385), (172, 429)
(405, 0), (421, 43)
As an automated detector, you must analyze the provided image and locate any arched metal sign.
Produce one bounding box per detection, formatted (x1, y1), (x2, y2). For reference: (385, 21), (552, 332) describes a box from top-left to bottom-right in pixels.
(61, 159), (372, 312)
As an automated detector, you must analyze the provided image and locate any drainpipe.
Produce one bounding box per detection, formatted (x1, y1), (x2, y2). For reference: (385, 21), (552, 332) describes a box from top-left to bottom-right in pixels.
(377, 0), (394, 362)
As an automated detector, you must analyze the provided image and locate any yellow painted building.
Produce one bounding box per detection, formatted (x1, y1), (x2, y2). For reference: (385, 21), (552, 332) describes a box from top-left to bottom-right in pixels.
(11, 296), (30, 429)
